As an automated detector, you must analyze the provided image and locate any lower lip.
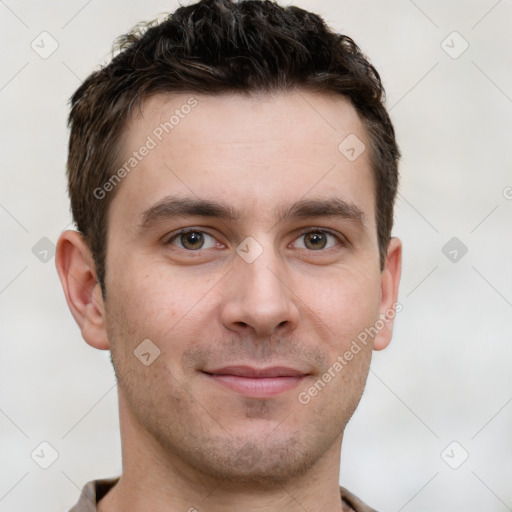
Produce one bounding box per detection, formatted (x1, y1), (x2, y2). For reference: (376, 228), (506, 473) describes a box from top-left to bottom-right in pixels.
(204, 373), (305, 398)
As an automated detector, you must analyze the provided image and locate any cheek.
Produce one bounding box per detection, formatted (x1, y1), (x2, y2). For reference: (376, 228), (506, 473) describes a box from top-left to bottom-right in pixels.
(113, 275), (190, 338)
(106, 254), (222, 354)
(298, 266), (382, 346)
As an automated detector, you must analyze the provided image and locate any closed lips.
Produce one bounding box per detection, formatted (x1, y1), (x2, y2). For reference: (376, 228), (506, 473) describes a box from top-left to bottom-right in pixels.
(203, 366), (307, 378)
(202, 365), (309, 398)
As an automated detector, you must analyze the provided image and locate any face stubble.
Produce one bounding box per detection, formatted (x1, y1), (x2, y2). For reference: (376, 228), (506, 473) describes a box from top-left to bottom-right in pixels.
(107, 305), (374, 488)
(102, 91), (383, 490)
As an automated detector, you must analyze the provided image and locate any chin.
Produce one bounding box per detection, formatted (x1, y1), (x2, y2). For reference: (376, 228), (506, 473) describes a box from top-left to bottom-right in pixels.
(181, 433), (324, 488)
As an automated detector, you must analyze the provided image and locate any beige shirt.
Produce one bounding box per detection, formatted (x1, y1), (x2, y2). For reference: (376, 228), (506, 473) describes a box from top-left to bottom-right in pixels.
(69, 477), (377, 512)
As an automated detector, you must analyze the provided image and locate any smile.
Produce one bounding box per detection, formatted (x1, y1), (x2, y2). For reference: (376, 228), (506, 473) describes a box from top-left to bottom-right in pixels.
(202, 366), (309, 398)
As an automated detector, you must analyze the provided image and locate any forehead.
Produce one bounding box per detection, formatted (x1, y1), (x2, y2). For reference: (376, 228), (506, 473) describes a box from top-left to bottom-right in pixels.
(111, 90), (375, 228)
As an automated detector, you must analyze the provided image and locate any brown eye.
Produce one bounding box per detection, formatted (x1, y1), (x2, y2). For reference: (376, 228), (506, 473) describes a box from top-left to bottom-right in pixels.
(303, 232), (327, 250)
(169, 230), (218, 250)
(181, 231), (204, 250)
(293, 230), (339, 251)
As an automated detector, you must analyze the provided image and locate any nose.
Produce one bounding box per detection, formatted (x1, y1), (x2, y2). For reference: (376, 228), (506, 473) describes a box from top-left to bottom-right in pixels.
(219, 247), (300, 339)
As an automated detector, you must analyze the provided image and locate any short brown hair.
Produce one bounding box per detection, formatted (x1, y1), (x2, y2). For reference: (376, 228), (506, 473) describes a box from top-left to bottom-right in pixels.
(67, 0), (399, 295)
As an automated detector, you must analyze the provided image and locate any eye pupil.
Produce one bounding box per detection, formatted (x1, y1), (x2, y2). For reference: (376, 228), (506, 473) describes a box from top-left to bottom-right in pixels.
(304, 232), (327, 250)
(181, 231), (204, 250)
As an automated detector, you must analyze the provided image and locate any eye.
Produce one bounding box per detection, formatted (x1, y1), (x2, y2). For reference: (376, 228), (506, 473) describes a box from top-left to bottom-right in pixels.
(292, 230), (339, 251)
(168, 230), (219, 250)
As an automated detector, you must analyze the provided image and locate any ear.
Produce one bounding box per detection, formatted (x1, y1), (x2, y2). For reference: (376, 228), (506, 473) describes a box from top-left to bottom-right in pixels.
(373, 237), (402, 351)
(55, 230), (110, 350)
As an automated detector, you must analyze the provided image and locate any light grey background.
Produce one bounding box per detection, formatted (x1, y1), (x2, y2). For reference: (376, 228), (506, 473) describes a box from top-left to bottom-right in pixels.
(1, 1), (511, 511)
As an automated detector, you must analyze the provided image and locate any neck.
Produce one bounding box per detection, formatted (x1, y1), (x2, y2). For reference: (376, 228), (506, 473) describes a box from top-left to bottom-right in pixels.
(99, 392), (346, 512)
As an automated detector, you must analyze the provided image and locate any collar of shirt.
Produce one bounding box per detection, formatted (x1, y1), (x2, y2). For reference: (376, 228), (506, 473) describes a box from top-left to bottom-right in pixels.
(68, 477), (377, 512)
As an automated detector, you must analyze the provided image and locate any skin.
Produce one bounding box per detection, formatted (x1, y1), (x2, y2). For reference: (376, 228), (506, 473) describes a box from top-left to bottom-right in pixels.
(56, 90), (401, 512)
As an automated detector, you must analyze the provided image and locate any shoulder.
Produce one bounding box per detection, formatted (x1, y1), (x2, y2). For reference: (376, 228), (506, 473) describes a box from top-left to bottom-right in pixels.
(340, 486), (378, 512)
(68, 477), (119, 512)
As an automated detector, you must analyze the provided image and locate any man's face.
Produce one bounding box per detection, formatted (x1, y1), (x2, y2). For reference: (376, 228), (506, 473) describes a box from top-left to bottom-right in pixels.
(102, 91), (396, 484)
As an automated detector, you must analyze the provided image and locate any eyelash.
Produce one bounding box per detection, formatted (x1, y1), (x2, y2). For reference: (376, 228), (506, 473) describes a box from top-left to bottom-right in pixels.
(166, 227), (345, 251)
(166, 228), (220, 250)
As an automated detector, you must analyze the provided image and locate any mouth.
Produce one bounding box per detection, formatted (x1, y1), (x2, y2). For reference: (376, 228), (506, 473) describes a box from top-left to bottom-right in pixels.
(201, 365), (309, 398)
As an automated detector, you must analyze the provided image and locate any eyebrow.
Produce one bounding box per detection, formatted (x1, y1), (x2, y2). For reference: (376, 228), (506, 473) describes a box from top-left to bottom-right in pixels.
(138, 195), (366, 230)
(275, 198), (366, 227)
(139, 196), (238, 228)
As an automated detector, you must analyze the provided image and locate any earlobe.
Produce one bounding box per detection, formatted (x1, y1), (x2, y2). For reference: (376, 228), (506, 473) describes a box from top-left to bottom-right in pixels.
(55, 230), (110, 350)
(373, 237), (402, 351)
